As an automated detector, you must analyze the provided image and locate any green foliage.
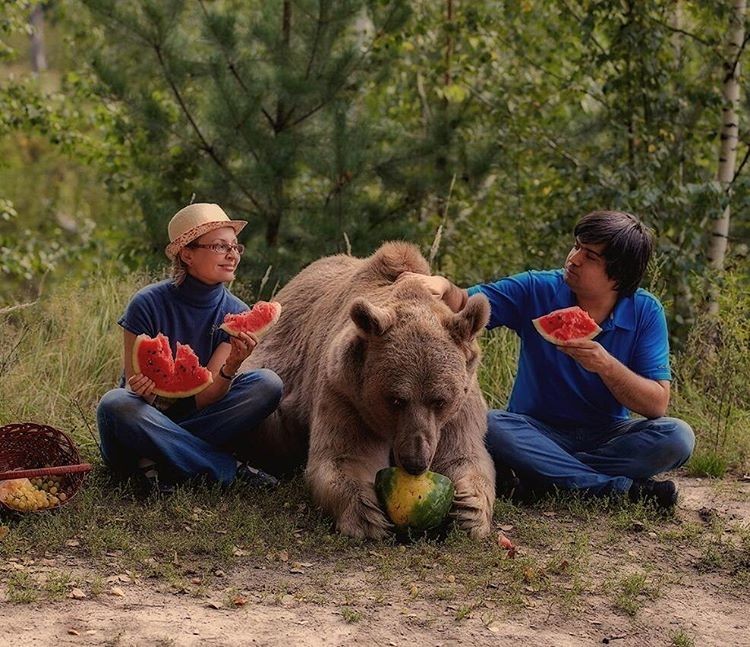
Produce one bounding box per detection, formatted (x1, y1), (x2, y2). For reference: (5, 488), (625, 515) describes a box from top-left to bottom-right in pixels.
(671, 272), (750, 472)
(0, 130), (143, 302)
(0, 1), (145, 303)
(78, 0), (422, 280)
(0, 1), (33, 63)
(402, 0), (746, 345)
(2, 0), (748, 339)
(477, 327), (519, 410)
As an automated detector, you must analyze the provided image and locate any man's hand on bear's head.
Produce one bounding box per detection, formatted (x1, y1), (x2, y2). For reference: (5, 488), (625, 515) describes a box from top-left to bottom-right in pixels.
(396, 271), (451, 299)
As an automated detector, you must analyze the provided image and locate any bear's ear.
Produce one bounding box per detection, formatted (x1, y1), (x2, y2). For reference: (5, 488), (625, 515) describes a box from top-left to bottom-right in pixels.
(350, 298), (395, 337)
(447, 294), (490, 343)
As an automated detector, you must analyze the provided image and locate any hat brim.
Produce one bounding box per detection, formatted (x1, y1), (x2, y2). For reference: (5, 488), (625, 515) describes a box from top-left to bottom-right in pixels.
(165, 220), (247, 260)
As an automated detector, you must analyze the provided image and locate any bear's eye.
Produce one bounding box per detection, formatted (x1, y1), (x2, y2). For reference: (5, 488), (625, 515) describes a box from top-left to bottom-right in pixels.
(430, 398), (447, 411)
(389, 397), (407, 410)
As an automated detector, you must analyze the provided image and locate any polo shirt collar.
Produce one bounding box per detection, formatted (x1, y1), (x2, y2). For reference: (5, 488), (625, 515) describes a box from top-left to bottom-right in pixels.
(608, 293), (636, 330)
(552, 271), (636, 331)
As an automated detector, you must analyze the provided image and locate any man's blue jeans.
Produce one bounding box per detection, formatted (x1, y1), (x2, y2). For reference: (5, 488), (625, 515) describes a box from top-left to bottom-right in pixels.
(97, 369), (283, 485)
(486, 410), (695, 495)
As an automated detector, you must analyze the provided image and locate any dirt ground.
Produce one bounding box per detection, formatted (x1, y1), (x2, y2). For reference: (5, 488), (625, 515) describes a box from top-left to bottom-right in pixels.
(1, 475), (748, 647)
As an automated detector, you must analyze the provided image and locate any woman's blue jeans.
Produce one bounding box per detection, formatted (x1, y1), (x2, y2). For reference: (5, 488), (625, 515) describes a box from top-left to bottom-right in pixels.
(97, 369), (283, 485)
(486, 410), (695, 495)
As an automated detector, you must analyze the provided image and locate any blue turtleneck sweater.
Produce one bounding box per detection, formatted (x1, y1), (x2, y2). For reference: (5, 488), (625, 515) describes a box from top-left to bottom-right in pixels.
(118, 274), (249, 371)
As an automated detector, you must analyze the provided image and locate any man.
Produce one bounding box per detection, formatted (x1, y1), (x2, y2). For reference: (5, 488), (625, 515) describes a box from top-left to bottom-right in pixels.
(404, 210), (695, 510)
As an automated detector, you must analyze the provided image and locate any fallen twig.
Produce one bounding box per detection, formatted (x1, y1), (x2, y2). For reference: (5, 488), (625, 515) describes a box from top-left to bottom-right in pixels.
(0, 301), (37, 315)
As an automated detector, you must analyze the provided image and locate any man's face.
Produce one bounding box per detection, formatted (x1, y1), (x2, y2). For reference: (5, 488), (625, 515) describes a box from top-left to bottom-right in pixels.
(563, 237), (618, 297)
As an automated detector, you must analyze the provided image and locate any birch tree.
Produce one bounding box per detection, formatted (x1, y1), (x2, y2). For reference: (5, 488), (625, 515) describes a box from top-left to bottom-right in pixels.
(708, 0), (746, 314)
(29, 4), (47, 73)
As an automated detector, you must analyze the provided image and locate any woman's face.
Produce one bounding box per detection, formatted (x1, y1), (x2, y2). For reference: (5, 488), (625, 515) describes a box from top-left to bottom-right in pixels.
(179, 226), (244, 285)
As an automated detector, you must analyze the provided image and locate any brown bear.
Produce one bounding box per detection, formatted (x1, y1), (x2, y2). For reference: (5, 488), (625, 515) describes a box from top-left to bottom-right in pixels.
(239, 241), (496, 539)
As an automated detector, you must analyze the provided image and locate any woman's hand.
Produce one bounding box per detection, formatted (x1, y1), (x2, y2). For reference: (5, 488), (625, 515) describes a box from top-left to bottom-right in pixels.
(223, 331), (258, 375)
(127, 373), (157, 403)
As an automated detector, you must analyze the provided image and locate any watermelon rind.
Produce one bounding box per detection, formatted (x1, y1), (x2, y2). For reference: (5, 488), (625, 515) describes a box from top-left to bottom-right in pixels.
(132, 333), (213, 398)
(374, 466), (455, 533)
(219, 301), (282, 339)
(532, 305), (602, 345)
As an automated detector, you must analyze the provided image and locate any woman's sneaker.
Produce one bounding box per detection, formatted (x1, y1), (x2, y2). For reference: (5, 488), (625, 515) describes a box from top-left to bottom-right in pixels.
(628, 478), (678, 510)
(137, 466), (176, 497)
(235, 464), (279, 489)
(495, 465), (521, 499)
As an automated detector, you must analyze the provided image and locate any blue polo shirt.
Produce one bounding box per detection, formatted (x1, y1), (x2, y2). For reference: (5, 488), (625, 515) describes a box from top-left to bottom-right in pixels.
(468, 270), (671, 429)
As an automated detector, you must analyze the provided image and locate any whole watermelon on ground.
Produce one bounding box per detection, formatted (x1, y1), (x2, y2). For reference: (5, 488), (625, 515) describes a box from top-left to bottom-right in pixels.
(374, 466), (454, 533)
(532, 305), (601, 344)
(132, 333), (213, 398)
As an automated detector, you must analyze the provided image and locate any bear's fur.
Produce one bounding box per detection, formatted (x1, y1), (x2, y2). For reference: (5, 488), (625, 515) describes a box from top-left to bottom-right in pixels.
(240, 242), (496, 539)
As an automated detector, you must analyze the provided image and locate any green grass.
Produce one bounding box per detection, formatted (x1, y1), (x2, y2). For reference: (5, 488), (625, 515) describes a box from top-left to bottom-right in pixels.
(43, 570), (74, 600)
(340, 607), (363, 623)
(6, 571), (39, 603)
(686, 452), (728, 478)
(606, 571), (661, 616)
(671, 273), (750, 475)
(670, 628), (695, 647)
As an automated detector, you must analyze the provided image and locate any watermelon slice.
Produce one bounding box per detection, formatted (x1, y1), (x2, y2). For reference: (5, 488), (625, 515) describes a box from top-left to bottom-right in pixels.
(220, 301), (282, 339)
(532, 306), (602, 345)
(132, 333), (213, 398)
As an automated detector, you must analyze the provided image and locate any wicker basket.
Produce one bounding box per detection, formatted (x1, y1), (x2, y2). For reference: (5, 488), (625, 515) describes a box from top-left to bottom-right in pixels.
(0, 422), (92, 512)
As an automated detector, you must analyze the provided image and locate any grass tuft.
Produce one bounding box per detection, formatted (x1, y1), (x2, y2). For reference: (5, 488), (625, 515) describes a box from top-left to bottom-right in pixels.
(686, 452), (728, 478)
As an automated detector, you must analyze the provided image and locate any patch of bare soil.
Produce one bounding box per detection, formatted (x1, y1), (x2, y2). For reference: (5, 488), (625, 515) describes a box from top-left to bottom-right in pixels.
(2, 476), (748, 647)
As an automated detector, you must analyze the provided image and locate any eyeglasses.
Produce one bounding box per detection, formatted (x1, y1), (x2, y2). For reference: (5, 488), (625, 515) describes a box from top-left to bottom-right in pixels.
(188, 242), (245, 256)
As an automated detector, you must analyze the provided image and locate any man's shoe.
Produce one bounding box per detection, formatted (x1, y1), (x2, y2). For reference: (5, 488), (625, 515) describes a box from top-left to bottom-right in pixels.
(628, 478), (678, 510)
(235, 464), (279, 489)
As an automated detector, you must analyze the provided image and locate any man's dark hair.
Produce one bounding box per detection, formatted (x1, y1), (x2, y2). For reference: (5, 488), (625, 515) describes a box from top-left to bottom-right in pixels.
(574, 210), (653, 296)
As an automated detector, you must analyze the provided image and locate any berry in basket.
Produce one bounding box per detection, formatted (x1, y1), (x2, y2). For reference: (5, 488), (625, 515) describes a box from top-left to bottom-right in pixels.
(0, 477), (67, 511)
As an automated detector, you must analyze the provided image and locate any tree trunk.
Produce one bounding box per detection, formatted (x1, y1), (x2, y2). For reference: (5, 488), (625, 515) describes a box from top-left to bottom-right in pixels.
(444, 0), (453, 87)
(29, 4), (47, 73)
(707, 0), (746, 314)
(266, 204), (281, 247)
(266, 0), (292, 248)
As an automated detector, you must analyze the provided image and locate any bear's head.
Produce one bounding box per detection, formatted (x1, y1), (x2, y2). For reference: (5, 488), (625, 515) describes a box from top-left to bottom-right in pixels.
(326, 281), (490, 475)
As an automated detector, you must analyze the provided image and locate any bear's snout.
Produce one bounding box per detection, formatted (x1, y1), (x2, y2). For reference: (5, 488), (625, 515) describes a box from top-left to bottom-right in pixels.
(400, 457), (429, 476)
(394, 430), (435, 476)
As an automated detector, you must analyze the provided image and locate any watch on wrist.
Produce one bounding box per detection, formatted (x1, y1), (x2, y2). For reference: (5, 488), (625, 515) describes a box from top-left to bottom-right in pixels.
(219, 365), (235, 380)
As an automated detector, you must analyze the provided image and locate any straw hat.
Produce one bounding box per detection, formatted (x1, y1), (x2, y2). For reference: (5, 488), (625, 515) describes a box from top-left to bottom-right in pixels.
(165, 203), (247, 260)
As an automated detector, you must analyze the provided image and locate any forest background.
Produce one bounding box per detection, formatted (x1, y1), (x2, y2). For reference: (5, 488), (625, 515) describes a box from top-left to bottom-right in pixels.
(1, 0), (748, 475)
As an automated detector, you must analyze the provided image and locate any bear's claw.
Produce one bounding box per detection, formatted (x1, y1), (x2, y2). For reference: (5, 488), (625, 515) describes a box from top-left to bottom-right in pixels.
(336, 484), (392, 540)
(451, 475), (494, 539)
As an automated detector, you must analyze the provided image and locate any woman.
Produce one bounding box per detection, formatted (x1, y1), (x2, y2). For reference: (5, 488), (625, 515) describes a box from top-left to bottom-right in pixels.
(97, 203), (283, 493)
